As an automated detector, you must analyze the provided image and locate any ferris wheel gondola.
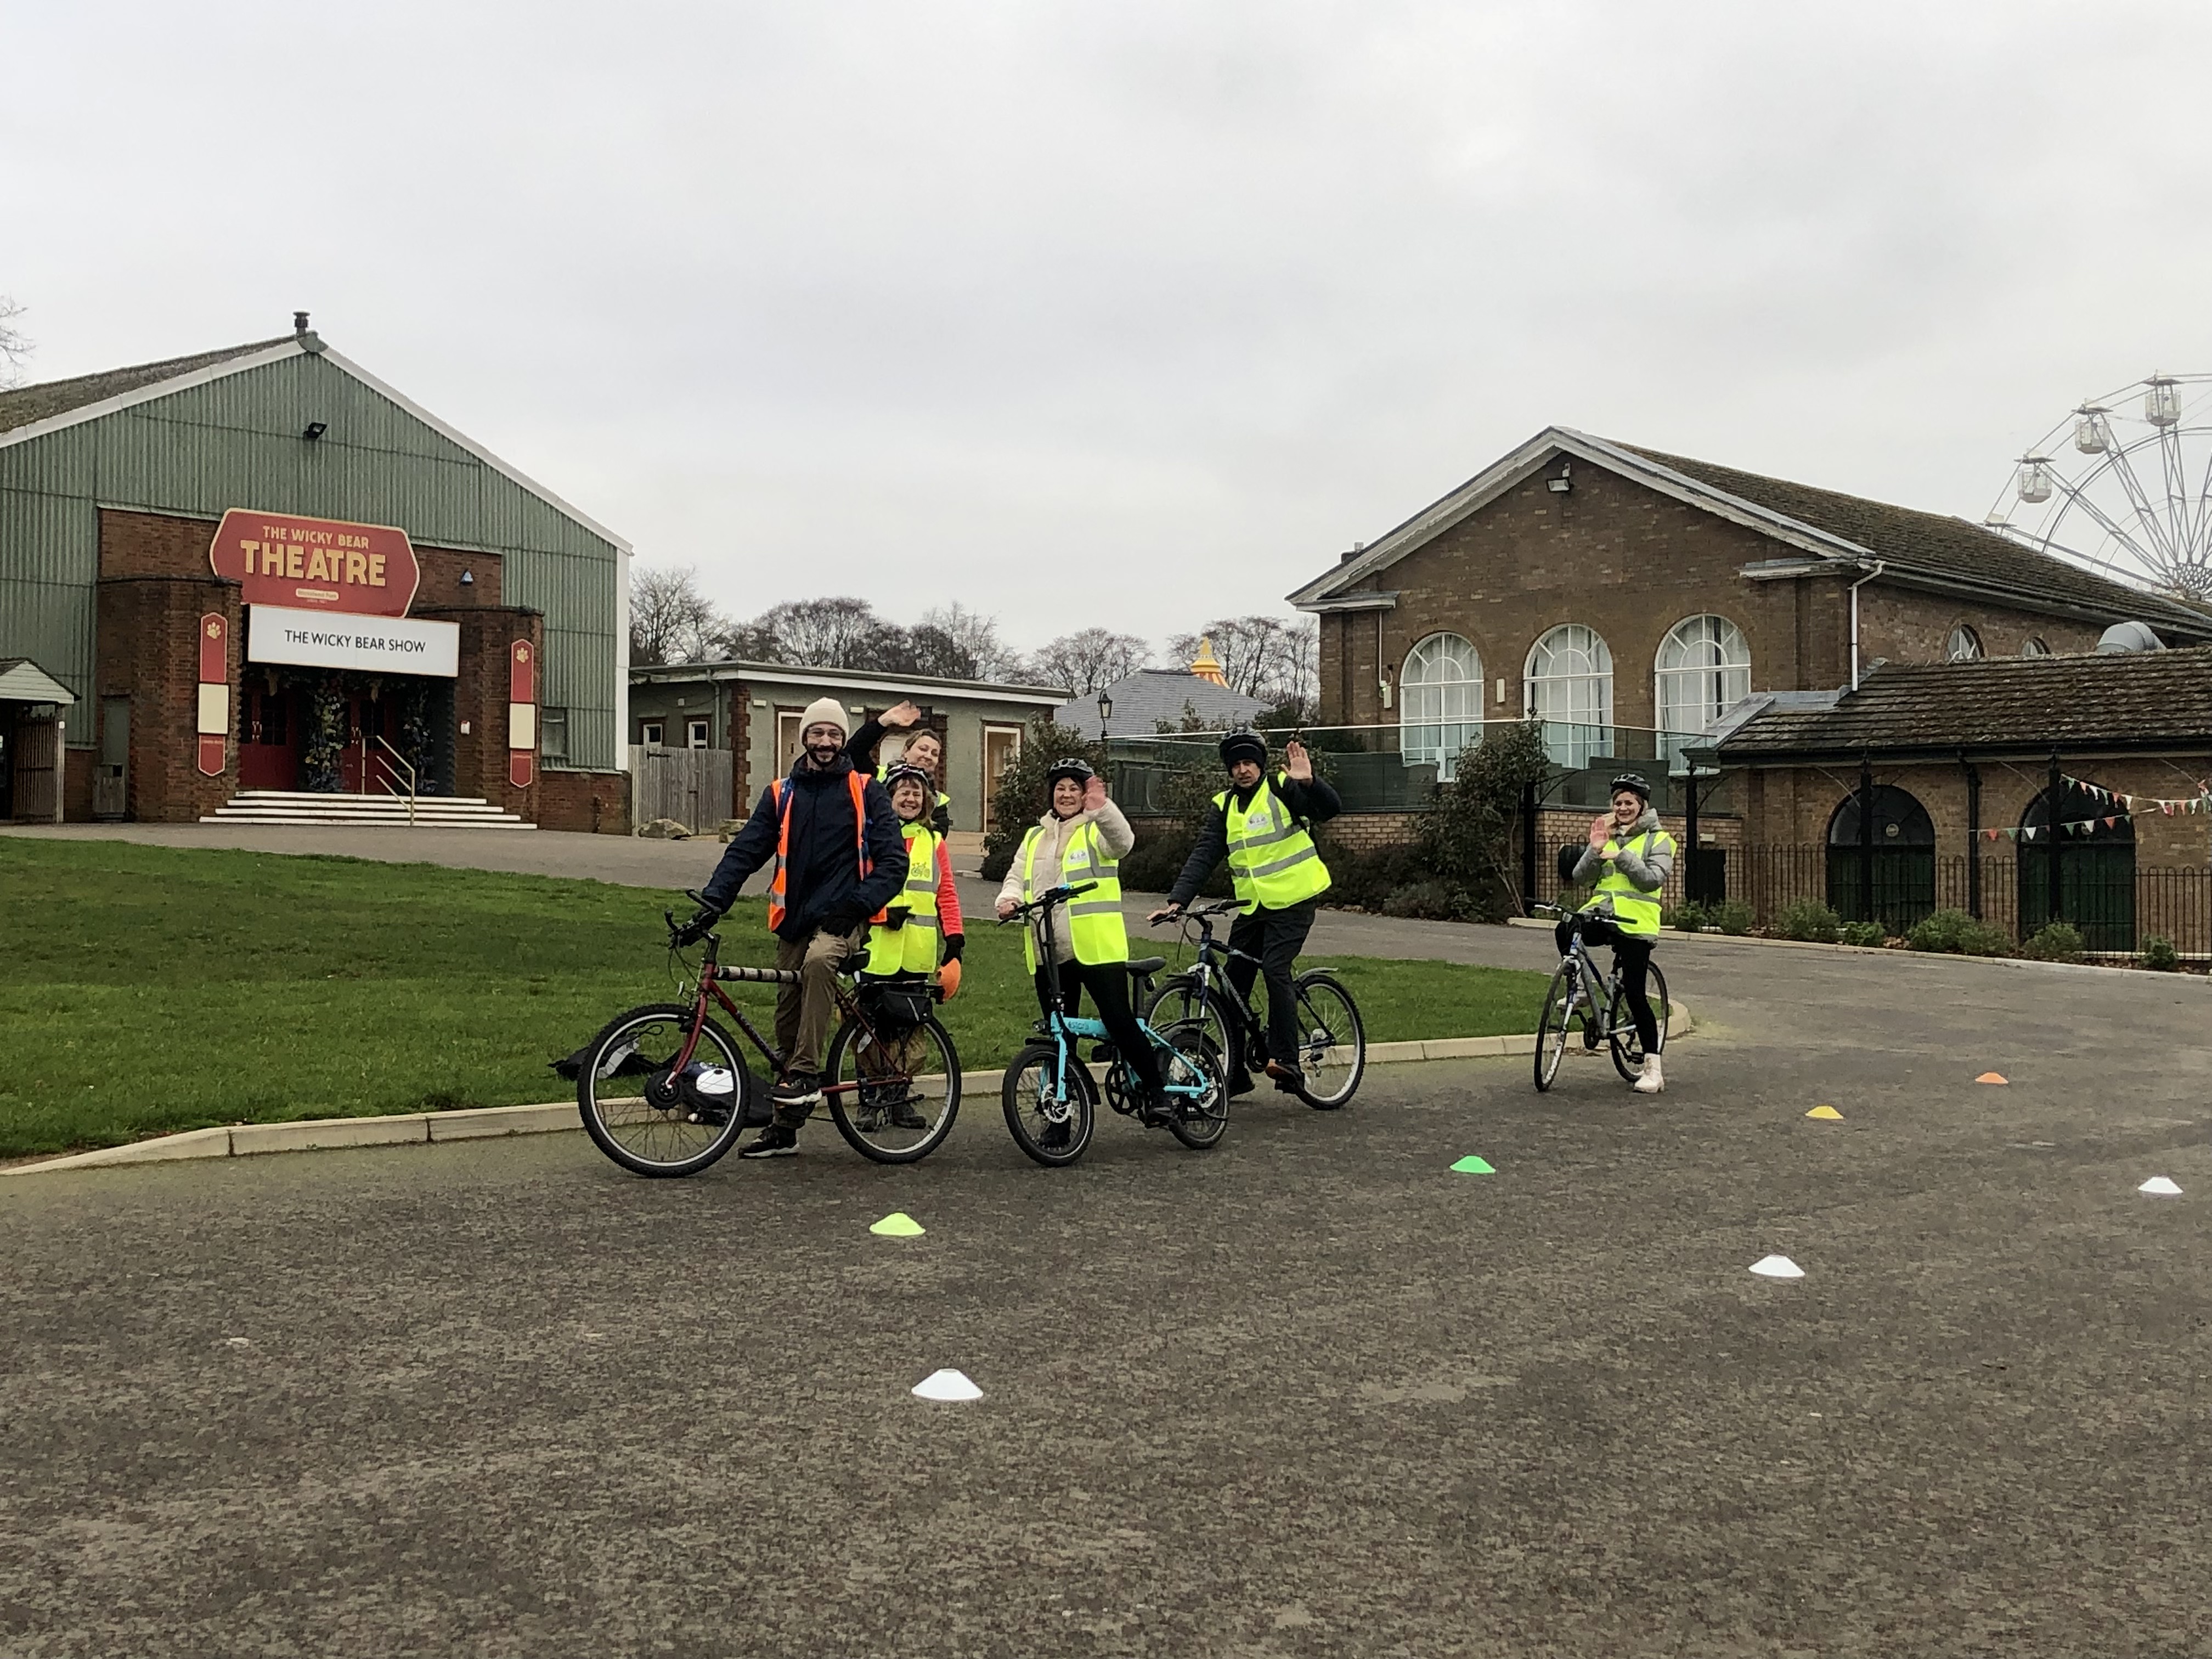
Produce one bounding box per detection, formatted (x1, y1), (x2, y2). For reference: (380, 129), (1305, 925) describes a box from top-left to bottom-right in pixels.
(1985, 373), (2212, 603)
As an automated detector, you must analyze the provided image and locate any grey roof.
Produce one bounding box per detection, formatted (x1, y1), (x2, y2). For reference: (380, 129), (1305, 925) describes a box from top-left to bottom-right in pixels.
(0, 659), (78, 705)
(0, 338), (292, 435)
(1713, 648), (2212, 761)
(1082, 669), (1271, 736)
(631, 656), (1068, 706)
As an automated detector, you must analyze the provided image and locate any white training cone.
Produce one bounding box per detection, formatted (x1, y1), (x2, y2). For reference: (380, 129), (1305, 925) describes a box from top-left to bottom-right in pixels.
(910, 1368), (983, 1402)
(2138, 1176), (2183, 1197)
(1748, 1255), (1805, 1279)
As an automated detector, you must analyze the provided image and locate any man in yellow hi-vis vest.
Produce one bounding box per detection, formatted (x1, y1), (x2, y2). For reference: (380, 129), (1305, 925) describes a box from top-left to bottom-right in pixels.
(1560, 772), (1675, 1094)
(1150, 731), (1341, 1097)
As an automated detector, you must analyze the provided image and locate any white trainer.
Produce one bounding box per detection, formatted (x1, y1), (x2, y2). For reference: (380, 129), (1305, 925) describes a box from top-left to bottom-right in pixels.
(1633, 1053), (1665, 1094)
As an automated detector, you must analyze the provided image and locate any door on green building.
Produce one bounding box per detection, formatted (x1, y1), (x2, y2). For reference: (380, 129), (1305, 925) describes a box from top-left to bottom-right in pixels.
(2018, 782), (2135, 951)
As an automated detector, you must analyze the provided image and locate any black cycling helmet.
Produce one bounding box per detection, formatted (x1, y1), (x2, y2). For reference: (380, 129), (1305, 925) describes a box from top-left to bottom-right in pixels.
(1609, 772), (1652, 803)
(1046, 757), (1097, 789)
(1218, 729), (1267, 768)
(882, 763), (933, 799)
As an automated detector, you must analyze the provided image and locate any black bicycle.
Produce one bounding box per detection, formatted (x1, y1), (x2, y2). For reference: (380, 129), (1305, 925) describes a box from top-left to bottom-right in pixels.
(1143, 898), (1366, 1109)
(569, 898), (961, 1176)
(1530, 902), (1670, 1091)
(998, 883), (1228, 1166)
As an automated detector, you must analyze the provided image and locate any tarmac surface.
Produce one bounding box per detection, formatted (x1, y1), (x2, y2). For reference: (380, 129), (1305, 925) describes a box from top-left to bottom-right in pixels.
(5, 825), (2212, 1656)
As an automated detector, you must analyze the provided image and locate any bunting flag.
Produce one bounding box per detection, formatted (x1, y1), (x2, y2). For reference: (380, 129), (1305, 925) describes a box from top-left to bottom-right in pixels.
(1968, 771), (2212, 843)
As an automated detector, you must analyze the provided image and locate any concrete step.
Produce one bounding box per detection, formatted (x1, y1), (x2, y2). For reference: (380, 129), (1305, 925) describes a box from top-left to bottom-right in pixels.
(202, 790), (535, 829)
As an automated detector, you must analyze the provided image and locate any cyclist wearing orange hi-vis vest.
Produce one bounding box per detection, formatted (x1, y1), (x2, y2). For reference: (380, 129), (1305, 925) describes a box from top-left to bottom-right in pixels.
(1559, 772), (1674, 1095)
(1151, 731), (1341, 1099)
(676, 696), (909, 1156)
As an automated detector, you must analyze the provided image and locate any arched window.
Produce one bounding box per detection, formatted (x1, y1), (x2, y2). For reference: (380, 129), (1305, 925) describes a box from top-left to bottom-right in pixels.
(1946, 625), (1984, 662)
(1400, 632), (1482, 780)
(2019, 782), (2136, 951)
(1525, 625), (1613, 767)
(2021, 636), (2051, 658)
(1826, 785), (1937, 933)
(1655, 615), (1752, 736)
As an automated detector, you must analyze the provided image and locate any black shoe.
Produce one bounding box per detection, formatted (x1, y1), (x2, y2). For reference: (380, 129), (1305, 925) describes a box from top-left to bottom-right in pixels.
(1039, 1117), (1071, 1152)
(887, 1099), (928, 1131)
(1138, 1089), (1175, 1127)
(737, 1125), (799, 1158)
(1227, 1072), (1255, 1099)
(772, 1073), (822, 1108)
(1265, 1059), (1304, 1092)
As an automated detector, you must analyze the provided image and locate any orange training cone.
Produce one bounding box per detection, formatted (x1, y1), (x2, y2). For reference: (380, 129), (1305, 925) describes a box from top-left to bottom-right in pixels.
(1975, 1072), (2008, 1085)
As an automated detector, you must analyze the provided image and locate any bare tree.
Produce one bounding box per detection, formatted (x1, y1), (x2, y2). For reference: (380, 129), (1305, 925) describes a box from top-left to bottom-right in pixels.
(738, 596), (902, 668)
(628, 565), (724, 665)
(1031, 627), (1152, 695)
(1168, 614), (1319, 715)
(918, 602), (1026, 681)
(0, 296), (32, 390)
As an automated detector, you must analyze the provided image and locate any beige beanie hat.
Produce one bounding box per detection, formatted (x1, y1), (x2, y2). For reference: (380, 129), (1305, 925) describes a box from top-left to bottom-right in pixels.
(799, 696), (848, 739)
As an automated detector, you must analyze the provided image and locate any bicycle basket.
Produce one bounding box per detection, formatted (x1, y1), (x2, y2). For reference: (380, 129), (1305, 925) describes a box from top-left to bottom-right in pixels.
(860, 979), (934, 1032)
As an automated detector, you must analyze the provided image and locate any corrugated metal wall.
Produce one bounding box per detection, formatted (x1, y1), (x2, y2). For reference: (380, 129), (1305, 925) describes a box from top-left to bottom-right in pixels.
(0, 351), (624, 768)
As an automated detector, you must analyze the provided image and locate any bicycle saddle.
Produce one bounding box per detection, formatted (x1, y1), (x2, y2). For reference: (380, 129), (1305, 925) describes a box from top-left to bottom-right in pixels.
(1125, 956), (1166, 975)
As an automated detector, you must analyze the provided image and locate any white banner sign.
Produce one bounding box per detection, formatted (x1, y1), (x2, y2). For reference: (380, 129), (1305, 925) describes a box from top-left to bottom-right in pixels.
(247, 604), (460, 678)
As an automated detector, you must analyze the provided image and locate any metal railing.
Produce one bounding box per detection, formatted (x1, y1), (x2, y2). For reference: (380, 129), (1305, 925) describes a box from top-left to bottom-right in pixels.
(365, 735), (418, 825)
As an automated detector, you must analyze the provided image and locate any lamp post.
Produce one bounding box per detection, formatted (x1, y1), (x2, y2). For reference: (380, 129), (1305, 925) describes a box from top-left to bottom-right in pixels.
(1097, 690), (1114, 740)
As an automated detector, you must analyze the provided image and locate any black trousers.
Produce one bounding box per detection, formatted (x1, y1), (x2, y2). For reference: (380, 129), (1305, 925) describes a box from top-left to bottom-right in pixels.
(1034, 961), (1165, 1094)
(1225, 898), (1318, 1081)
(1555, 915), (1659, 1053)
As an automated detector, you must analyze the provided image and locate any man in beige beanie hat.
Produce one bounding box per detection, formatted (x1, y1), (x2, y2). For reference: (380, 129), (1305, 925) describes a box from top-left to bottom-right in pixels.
(679, 695), (909, 1156)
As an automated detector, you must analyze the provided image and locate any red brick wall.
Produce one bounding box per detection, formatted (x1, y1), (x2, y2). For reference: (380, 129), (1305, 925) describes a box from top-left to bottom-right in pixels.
(93, 573), (242, 822)
(1855, 587), (2102, 668)
(539, 769), (630, 834)
(417, 605), (543, 815)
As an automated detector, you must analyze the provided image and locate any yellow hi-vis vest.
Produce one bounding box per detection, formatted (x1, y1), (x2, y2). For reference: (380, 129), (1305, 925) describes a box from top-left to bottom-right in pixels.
(1217, 776), (1331, 910)
(866, 820), (942, 975)
(1019, 817), (1128, 972)
(1583, 827), (1673, 937)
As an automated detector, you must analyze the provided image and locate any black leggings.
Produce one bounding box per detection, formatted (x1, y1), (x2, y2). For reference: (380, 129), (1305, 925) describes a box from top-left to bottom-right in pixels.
(1034, 961), (1165, 1094)
(1555, 916), (1659, 1053)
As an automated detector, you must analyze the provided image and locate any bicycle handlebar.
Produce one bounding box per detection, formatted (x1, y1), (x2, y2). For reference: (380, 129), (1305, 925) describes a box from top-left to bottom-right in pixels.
(999, 881), (1097, 923)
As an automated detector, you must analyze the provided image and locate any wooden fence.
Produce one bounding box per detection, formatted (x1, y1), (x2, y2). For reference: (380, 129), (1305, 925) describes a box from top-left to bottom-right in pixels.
(629, 746), (732, 833)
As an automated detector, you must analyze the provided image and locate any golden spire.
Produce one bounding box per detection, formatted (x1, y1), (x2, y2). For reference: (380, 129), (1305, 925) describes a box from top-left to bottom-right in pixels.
(1189, 635), (1227, 686)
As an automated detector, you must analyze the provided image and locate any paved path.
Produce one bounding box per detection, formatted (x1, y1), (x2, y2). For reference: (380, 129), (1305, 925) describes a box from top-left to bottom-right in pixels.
(3, 885), (2208, 1655)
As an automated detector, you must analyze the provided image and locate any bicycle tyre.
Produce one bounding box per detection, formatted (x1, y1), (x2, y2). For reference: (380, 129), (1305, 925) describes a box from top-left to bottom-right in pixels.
(1002, 1043), (1096, 1167)
(1144, 974), (1239, 1081)
(1533, 964), (1576, 1093)
(1608, 961), (1672, 1081)
(576, 1003), (752, 1177)
(1158, 1023), (1229, 1150)
(823, 1013), (961, 1164)
(1290, 970), (1365, 1110)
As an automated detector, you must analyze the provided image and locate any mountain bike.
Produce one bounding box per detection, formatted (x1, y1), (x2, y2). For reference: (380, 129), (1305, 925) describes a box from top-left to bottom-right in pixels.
(1143, 899), (1365, 1109)
(1530, 902), (1671, 1092)
(998, 883), (1228, 1166)
(569, 896), (961, 1176)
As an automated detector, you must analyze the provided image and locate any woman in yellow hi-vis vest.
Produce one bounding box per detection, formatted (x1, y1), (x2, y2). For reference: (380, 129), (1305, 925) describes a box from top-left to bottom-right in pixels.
(857, 765), (965, 1131)
(994, 757), (1167, 1125)
(1151, 731), (1342, 1097)
(1561, 772), (1675, 1094)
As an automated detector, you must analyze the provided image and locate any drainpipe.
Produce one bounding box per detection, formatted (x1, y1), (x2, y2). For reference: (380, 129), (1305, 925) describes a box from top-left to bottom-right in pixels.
(1847, 560), (1887, 691)
(1960, 751), (1982, 920)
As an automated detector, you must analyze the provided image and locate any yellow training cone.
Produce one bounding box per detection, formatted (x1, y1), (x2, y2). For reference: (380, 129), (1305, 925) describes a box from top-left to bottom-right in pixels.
(870, 1212), (926, 1238)
(1975, 1072), (2009, 1085)
(1805, 1105), (1843, 1121)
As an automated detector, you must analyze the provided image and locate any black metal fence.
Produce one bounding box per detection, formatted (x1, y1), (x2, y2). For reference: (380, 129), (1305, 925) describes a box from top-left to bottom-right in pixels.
(1660, 844), (2212, 954)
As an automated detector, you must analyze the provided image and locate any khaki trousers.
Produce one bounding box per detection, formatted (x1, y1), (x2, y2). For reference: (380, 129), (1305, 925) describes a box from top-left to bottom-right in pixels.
(774, 926), (862, 1109)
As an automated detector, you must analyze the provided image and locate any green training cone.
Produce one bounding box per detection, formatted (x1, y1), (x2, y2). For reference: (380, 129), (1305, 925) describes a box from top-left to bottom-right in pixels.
(1450, 1156), (1496, 1175)
(870, 1212), (926, 1238)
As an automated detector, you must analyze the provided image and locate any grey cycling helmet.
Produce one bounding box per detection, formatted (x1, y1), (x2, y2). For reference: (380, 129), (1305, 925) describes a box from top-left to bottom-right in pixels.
(1609, 772), (1651, 802)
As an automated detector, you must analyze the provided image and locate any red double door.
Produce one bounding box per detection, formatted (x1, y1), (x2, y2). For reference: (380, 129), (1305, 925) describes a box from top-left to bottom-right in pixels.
(238, 689), (398, 791)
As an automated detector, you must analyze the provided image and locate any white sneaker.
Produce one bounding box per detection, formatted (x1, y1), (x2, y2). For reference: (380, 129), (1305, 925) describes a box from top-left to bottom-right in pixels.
(1633, 1053), (1665, 1094)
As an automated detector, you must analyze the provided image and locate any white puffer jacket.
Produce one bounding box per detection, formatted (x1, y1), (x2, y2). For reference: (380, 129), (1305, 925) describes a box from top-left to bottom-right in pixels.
(997, 802), (1134, 964)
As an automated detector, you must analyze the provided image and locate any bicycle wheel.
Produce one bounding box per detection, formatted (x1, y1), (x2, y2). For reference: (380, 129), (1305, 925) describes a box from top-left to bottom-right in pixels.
(1609, 961), (1672, 1081)
(1533, 964), (1576, 1092)
(1145, 973), (1238, 1079)
(1158, 1023), (1229, 1150)
(1002, 1043), (1096, 1167)
(825, 1012), (961, 1164)
(576, 1003), (752, 1177)
(1290, 971), (1365, 1110)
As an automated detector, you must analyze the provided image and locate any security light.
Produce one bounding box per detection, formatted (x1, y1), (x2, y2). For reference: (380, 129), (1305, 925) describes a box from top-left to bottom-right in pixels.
(303, 421), (328, 442)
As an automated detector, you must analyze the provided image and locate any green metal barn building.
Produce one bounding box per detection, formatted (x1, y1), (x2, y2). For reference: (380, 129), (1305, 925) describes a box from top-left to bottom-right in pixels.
(0, 315), (629, 829)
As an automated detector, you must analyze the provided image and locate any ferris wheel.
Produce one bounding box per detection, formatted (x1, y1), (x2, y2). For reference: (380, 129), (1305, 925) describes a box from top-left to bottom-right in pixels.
(1985, 373), (2212, 602)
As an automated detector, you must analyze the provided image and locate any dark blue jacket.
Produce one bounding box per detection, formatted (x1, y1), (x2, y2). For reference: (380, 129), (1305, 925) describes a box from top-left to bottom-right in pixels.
(701, 755), (909, 941)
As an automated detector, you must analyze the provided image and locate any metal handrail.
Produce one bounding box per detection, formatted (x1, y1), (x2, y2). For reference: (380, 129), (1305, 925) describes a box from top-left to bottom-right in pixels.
(366, 735), (418, 825)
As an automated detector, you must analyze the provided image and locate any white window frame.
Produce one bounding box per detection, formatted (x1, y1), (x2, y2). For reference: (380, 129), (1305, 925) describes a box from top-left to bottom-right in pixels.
(1946, 625), (1984, 662)
(1654, 615), (1752, 737)
(1398, 631), (1483, 781)
(686, 718), (711, 750)
(1525, 624), (1615, 768)
(639, 720), (665, 748)
(540, 706), (569, 761)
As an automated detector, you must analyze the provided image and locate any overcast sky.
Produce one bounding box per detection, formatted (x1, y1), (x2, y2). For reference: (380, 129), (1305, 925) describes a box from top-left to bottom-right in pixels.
(11, 1), (2212, 655)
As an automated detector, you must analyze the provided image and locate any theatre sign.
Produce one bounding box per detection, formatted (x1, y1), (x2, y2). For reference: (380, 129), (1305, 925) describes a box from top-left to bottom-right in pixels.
(211, 509), (458, 677)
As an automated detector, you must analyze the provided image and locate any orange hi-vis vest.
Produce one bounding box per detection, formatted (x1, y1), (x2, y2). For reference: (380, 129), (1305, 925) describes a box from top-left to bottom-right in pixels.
(766, 771), (872, 933)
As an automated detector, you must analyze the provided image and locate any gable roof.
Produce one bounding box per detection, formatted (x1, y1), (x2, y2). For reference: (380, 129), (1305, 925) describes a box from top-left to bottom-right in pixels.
(0, 658), (78, 705)
(1712, 647), (2212, 762)
(1086, 668), (1270, 736)
(1290, 426), (2212, 638)
(0, 331), (630, 552)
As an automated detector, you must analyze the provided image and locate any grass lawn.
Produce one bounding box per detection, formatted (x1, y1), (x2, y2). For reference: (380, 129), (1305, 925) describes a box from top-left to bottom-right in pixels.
(0, 839), (1552, 1157)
